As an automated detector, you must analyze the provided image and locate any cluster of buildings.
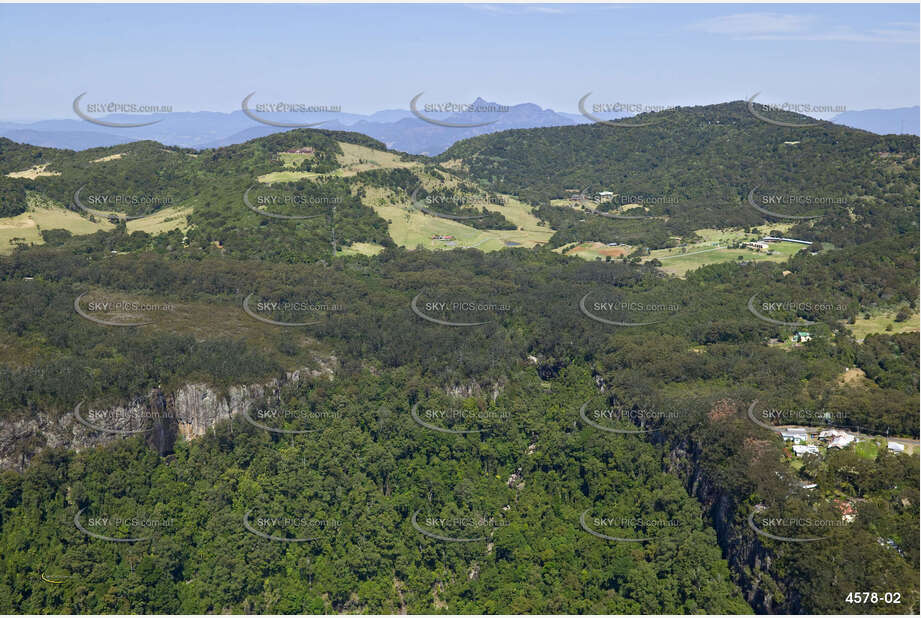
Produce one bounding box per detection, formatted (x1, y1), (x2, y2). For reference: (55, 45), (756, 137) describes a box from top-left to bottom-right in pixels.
(283, 147), (315, 154)
(744, 236), (813, 252)
(565, 189), (614, 203)
(781, 427), (907, 457)
(782, 427), (856, 452)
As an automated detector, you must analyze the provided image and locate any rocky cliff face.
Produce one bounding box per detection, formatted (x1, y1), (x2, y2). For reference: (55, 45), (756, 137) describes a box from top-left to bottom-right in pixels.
(444, 380), (503, 402)
(0, 362), (335, 472)
(663, 433), (785, 614)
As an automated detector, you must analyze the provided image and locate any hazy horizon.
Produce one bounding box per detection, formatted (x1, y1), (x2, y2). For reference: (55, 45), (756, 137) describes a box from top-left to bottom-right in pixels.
(0, 3), (918, 123)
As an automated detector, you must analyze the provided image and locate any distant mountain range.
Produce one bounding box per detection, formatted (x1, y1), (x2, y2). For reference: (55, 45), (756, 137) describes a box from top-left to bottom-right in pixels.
(1, 99), (915, 154)
(830, 106), (920, 137)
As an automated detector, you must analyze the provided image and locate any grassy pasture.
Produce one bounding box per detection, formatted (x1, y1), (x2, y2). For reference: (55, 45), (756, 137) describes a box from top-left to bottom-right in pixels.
(358, 185), (552, 252)
(0, 194), (191, 254)
(845, 308), (920, 341)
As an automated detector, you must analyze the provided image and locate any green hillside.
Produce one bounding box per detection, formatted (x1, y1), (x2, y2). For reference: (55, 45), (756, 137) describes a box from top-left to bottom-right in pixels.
(438, 101), (919, 250)
(0, 105), (918, 614)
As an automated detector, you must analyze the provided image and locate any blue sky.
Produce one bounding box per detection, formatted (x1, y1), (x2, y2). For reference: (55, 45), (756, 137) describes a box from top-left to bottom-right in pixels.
(0, 3), (918, 120)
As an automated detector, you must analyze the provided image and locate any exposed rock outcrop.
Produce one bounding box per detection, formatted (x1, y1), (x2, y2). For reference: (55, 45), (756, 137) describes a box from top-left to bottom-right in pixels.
(663, 417), (783, 613)
(0, 362), (334, 472)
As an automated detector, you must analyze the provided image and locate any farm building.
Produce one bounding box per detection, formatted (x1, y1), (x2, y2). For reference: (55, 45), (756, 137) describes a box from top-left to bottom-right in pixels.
(781, 429), (809, 443)
(820, 429), (855, 449)
(834, 499), (857, 523)
(762, 236), (813, 245)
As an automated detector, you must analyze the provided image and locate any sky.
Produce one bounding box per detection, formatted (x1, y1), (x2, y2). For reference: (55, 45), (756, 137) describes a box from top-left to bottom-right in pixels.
(0, 3), (918, 121)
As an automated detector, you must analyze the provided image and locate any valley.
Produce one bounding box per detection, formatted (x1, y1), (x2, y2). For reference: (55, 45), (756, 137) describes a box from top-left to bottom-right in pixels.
(0, 101), (917, 615)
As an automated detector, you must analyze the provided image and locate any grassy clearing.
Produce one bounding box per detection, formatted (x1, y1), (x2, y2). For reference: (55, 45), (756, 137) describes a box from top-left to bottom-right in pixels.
(0, 194), (191, 254)
(439, 158), (465, 171)
(838, 367), (872, 387)
(846, 308), (920, 341)
(73, 288), (326, 368)
(854, 440), (879, 460)
(0, 328), (54, 368)
(339, 242), (386, 257)
(256, 170), (325, 184)
(259, 141), (553, 254)
(0, 196), (109, 253)
(337, 143), (419, 172)
(258, 142), (422, 184)
(646, 223), (798, 265)
(647, 239), (804, 276)
(6, 163), (61, 179)
(557, 242), (634, 261)
(126, 205), (192, 235)
(690, 223), (795, 244)
(91, 153), (126, 163)
(358, 185), (552, 252)
(277, 152), (314, 169)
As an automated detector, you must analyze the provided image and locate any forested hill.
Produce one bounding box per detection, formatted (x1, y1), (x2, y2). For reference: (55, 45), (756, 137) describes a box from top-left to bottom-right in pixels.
(437, 101), (919, 247)
(0, 128), (389, 217)
(0, 102), (918, 613)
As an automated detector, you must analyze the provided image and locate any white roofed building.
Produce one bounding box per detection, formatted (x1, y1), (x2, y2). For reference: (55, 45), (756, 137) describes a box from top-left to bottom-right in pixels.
(781, 429), (809, 443)
(820, 429), (855, 449)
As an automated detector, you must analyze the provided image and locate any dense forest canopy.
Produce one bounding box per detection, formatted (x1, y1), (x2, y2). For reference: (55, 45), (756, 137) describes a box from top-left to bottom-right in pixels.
(0, 103), (917, 614)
